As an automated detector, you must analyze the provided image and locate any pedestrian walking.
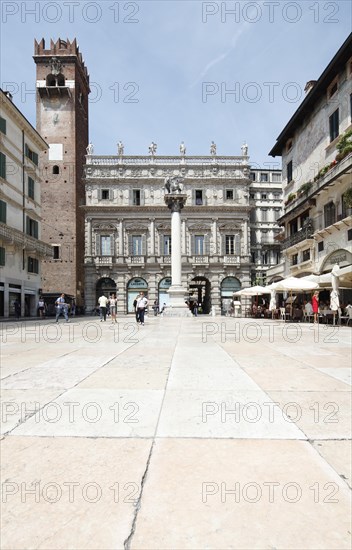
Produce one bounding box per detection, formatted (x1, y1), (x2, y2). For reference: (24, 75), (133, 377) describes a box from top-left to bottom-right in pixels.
(109, 293), (117, 323)
(38, 296), (46, 318)
(55, 293), (70, 323)
(136, 292), (148, 325)
(14, 298), (21, 320)
(98, 294), (109, 321)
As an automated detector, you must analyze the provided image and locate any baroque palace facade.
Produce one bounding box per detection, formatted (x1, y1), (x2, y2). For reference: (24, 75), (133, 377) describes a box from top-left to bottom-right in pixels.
(83, 151), (282, 315)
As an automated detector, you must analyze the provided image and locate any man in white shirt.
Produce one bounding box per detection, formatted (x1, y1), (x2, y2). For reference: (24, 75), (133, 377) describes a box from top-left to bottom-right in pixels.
(98, 294), (109, 322)
(136, 292), (148, 325)
(55, 293), (69, 323)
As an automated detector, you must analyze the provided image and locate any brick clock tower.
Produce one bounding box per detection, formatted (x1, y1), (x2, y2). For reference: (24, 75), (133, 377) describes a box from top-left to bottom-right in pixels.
(33, 38), (90, 306)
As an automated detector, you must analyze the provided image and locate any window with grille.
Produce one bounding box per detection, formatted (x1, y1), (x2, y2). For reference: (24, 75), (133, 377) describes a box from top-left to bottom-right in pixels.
(287, 161), (293, 183)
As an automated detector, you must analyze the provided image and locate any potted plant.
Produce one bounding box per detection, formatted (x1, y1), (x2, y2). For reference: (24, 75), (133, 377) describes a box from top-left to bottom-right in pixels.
(343, 187), (352, 208)
(336, 129), (352, 162)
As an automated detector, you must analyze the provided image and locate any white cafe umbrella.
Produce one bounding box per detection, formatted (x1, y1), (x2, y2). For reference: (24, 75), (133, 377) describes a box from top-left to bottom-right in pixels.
(272, 277), (319, 317)
(234, 285), (267, 296)
(272, 277), (319, 292)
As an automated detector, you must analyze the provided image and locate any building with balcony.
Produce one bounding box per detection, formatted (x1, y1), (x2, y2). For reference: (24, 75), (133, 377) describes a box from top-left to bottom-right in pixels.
(269, 34), (352, 287)
(83, 151), (253, 314)
(0, 89), (53, 317)
(249, 168), (283, 285)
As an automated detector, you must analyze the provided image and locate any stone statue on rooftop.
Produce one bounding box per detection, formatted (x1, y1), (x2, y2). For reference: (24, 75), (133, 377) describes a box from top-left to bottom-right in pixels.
(117, 141), (124, 155)
(180, 141), (186, 155)
(86, 142), (94, 155)
(149, 141), (157, 155)
(241, 142), (248, 156)
(210, 141), (217, 156)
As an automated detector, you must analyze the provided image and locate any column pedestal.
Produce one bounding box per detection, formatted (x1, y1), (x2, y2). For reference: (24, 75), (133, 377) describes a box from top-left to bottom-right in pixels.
(163, 193), (192, 317)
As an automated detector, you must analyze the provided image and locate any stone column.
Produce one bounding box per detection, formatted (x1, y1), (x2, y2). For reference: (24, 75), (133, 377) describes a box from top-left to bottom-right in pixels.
(164, 193), (192, 316)
(243, 219), (248, 255)
(150, 218), (155, 256)
(87, 217), (92, 256)
(119, 220), (124, 256)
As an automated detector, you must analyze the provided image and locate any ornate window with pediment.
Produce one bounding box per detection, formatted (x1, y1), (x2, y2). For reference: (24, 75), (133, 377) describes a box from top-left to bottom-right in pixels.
(128, 235), (147, 256)
(223, 234), (241, 255)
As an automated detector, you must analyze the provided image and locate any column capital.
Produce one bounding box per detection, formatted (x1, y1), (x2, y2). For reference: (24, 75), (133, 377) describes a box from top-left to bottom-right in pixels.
(164, 193), (188, 213)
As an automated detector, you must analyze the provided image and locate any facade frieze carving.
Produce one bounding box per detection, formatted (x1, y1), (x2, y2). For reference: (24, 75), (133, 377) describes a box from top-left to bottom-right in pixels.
(218, 223), (241, 232)
(188, 223), (211, 232)
(125, 223), (149, 231)
(93, 223), (117, 231)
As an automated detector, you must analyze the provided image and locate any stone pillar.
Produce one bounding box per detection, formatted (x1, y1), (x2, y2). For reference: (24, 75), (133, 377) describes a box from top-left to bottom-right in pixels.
(182, 219), (186, 254)
(164, 193), (192, 316)
(119, 220), (124, 255)
(243, 220), (248, 255)
(87, 217), (92, 256)
(150, 218), (155, 256)
(212, 219), (218, 255)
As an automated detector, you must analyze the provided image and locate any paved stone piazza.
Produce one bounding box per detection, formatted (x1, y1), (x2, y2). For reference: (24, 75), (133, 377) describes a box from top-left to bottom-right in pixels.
(0, 314), (351, 550)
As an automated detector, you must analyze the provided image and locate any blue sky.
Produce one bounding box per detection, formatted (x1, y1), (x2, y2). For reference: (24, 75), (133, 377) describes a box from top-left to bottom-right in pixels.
(1, 1), (351, 166)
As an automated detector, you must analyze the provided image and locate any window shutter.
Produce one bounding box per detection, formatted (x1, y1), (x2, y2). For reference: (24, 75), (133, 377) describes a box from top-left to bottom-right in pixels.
(110, 235), (114, 256)
(235, 234), (241, 255)
(204, 234), (210, 255)
(129, 190), (133, 206)
(0, 200), (6, 223)
(34, 221), (39, 239)
(98, 188), (102, 200)
(140, 190), (145, 206)
(0, 152), (6, 179)
(192, 189), (195, 205)
(25, 144), (29, 157)
(221, 235), (225, 255)
(26, 216), (30, 235)
(142, 234), (147, 255)
(128, 235), (133, 255)
(160, 234), (164, 256)
(95, 235), (101, 255)
(0, 116), (6, 135)
(191, 235), (195, 255)
(32, 152), (39, 166)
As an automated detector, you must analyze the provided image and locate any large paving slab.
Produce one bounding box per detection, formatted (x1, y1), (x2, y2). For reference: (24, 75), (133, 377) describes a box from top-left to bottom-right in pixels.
(0, 316), (351, 549)
(130, 439), (352, 550)
(0, 436), (152, 550)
